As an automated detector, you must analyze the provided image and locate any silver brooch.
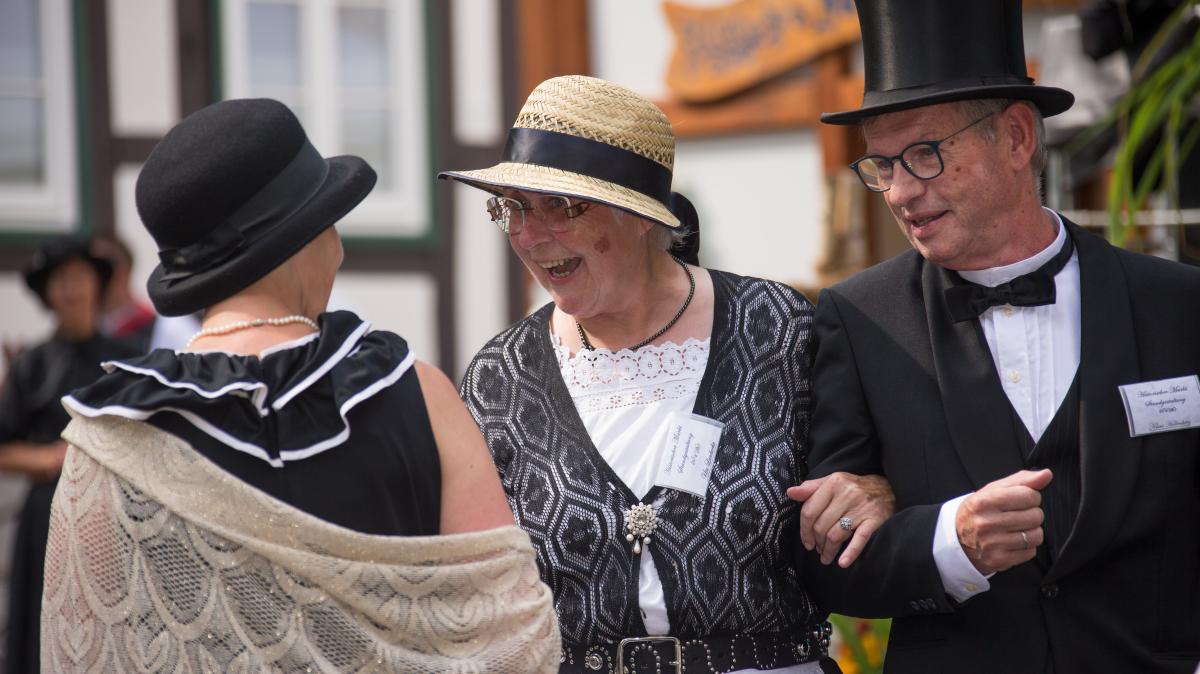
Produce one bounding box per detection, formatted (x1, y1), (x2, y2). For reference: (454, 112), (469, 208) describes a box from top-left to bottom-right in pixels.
(623, 503), (658, 554)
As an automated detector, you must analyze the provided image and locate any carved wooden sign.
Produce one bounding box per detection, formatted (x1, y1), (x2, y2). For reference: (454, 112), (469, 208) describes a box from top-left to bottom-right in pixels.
(664, 0), (860, 103)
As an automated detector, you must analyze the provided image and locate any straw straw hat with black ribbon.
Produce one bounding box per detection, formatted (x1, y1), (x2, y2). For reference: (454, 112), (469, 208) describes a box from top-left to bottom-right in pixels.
(439, 75), (700, 261)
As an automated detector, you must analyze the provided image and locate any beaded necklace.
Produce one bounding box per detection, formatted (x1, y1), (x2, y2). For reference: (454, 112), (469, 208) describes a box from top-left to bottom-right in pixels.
(185, 315), (319, 349)
(576, 257), (695, 352)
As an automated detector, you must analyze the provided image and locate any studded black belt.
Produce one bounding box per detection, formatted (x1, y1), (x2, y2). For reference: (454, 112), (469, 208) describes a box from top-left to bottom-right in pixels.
(559, 625), (833, 673)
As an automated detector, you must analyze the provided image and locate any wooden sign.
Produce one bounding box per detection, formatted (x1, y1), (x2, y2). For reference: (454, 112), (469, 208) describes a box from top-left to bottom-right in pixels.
(664, 0), (860, 103)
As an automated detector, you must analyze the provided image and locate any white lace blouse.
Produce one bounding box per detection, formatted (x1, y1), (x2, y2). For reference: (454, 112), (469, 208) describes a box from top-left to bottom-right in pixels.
(554, 334), (822, 674)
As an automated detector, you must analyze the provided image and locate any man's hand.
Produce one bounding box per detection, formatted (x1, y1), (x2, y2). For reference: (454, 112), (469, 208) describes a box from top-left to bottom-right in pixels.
(787, 472), (896, 568)
(956, 469), (1052, 575)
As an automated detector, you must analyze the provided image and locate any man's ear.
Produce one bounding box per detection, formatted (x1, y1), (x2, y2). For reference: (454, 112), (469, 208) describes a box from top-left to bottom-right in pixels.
(1001, 102), (1038, 172)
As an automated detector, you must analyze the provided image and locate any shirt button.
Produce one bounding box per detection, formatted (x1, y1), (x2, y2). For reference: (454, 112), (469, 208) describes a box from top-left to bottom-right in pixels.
(1001, 306), (1016, 317)
(1041, 584), (1060, 600)
(1008, 370), (1022, 383)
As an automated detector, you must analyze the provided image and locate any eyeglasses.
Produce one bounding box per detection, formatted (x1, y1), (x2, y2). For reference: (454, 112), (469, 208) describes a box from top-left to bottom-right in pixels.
(849, 112), (996, 192)
(485, 194), (592, 234)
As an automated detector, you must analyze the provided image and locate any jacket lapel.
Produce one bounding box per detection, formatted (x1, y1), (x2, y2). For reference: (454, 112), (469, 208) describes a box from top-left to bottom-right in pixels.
(1045, 220), (1143, 582)
(921, 261), (1026, 489)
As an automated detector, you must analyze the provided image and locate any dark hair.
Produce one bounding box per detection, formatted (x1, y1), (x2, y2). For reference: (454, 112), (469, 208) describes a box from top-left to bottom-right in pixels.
(23, 237), (114, 307)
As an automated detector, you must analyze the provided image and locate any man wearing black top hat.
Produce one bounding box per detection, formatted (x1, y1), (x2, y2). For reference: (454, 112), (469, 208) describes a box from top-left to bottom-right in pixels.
(789, 1), (1200, 672)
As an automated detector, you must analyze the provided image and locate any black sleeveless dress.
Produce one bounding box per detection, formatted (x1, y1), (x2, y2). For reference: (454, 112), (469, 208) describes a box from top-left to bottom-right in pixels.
(64, 310), (442, 537)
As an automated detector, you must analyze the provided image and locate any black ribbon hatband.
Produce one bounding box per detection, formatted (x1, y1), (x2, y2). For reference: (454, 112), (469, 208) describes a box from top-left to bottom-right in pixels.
(501, 128), (672, 205)
(157, 140), (330, 280)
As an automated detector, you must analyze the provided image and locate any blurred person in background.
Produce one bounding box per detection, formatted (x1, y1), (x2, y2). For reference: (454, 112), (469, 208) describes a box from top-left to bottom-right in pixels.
(41, 98), (558, 673)
(92, 235), (199, 351)
(0, 238), (139, 674)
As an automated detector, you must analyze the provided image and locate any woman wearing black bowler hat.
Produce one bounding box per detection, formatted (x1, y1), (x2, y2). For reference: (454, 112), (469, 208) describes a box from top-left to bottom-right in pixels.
(442, 75), (895, 674)
(0, 237), (139, 674)
(41, 98), (559, 672)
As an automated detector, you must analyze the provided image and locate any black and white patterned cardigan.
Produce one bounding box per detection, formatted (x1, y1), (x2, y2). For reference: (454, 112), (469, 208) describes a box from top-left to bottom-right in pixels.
(461, 270), (823, 646)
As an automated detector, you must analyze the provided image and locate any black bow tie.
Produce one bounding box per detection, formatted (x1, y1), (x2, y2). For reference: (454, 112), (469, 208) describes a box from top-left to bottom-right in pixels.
(944, 232), (1075, 323)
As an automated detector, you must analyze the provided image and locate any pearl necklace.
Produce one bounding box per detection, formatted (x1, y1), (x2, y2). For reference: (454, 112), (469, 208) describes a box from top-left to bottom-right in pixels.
(185, 315), (319, 349)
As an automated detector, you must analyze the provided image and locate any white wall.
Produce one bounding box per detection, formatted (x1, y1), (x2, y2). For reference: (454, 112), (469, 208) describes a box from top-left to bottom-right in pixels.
(453, 183), (507, 371)
(589, 0), (828, 287)
(675, 132), (826, 287)
(108, 0), (179, 136)
(0, 275), (56, 381)
(448, 0), (510, 374)
(330, 273), (440, 364)
(113, 164), (166, 303)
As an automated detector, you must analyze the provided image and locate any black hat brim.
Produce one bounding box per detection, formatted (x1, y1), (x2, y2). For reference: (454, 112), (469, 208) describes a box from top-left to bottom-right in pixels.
(146, 154), (375, 317)
(820, 83), (1075, 125)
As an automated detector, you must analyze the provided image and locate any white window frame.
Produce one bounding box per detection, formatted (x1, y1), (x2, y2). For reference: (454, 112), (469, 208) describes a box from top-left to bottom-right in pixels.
(0, 0), (78, 234)
(222, 0), (430, 240)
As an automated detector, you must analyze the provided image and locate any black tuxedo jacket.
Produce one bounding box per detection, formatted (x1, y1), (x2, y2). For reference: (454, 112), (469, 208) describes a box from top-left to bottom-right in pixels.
(803, 219), (1200, 673)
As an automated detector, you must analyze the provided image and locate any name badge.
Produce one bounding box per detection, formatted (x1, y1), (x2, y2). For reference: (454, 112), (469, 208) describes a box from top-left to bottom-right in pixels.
(654, 412), (724, 498)
(1118, 375), (1200, 437)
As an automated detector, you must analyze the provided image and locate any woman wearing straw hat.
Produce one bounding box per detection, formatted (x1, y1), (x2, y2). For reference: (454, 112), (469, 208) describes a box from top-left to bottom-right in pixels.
(444, 75), (893, 674)
(41, 98), (559, 673)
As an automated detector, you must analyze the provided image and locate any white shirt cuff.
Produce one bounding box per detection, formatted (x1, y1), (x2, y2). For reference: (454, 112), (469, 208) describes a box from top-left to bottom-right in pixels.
(933, 494), (993, 603)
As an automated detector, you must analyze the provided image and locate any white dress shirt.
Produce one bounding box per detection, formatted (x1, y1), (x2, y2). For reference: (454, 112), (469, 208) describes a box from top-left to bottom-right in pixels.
(932, 209), (1082, 602)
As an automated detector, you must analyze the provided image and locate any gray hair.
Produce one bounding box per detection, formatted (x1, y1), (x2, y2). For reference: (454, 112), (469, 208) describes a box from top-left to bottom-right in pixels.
(958, 98), (1047, 178)
(650, 222), (688, 251)
(612, 207), (689, 252)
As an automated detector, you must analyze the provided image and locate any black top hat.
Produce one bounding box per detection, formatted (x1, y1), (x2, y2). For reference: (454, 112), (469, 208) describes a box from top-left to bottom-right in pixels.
(821, 0), (1075, 125)
(24, 237), (114, 307)
(136, 98), (376, 316)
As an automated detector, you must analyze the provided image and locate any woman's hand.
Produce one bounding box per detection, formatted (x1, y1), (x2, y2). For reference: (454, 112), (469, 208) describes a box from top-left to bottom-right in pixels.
(786, 472), (896, 568)
(31, 441), (68, 483)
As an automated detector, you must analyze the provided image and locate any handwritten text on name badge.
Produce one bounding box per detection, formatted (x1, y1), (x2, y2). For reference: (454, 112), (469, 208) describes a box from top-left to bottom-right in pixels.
(1118, 374), (1200, 437)
(654, 412), (724, 498)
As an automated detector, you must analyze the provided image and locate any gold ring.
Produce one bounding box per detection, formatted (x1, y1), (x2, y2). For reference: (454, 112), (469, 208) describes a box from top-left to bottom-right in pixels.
(1020, 530), (1030, 549)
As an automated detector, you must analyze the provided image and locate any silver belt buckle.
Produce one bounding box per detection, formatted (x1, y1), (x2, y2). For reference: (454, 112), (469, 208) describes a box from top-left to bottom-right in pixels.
(615, 636), (682, 674)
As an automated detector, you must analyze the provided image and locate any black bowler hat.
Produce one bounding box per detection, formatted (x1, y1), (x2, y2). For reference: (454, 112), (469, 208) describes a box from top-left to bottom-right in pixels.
(136, 98), (376, 316)
(821, 0), (1075, 125)
(23, 237), (113, 307)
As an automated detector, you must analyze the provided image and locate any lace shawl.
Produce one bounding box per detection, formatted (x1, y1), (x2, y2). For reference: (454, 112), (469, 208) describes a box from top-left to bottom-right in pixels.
(42, 412), (560, 673)
(461, 270), (820, 645)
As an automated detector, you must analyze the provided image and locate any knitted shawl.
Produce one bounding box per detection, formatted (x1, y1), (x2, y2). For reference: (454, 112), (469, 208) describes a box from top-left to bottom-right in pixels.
(41, 412), (560, 673)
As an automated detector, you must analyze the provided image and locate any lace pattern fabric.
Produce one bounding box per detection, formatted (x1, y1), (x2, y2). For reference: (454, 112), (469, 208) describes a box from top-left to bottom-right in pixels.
(42, 413), (560, 673)
(462, 270), (823, 649)
(554, 336), (710, 414)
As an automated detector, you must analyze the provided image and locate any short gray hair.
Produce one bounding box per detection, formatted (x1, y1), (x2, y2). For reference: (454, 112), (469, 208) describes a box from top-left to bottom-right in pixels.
(612, 207), (689, 251)
(650, 222), (688, 251)
(958, 98), (1047, 177)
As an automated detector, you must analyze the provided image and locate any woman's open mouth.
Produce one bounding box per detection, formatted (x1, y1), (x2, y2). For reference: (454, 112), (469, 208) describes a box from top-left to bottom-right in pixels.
(539, 257), (582, 279)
